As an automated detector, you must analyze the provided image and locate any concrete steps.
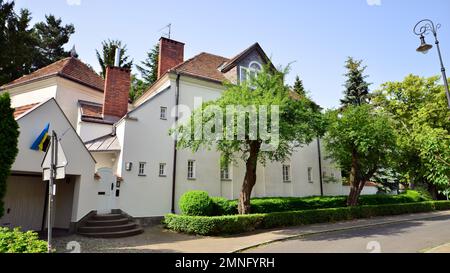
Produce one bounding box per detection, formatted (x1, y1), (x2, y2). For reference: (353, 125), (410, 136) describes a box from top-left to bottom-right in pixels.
(77, 212), (143, 238)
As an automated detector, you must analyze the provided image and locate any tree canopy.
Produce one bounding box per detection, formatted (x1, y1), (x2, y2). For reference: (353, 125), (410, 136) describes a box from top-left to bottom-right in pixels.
(340, 57), (371, 107)
(373, 74), (450, 197)
(96, 39), (133, 78)
(0, 93), (19, 217)
(172, 65), (326, 214)
(324, 104), (397, 205)
(0, 0), (75, 85)
(136, 43), (159, 87)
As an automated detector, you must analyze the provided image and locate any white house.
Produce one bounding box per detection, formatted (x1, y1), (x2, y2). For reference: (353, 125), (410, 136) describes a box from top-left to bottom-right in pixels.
(0, 38), (377, 235)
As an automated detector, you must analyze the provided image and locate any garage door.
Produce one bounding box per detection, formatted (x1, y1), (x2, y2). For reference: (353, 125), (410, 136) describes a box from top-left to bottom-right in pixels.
(0, 175), (46, 231)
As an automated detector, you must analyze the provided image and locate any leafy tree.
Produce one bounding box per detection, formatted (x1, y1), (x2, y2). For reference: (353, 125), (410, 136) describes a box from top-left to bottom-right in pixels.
(0, 1), (36, 85)
(96, 39), (133, 78)
(136, 43), (159, 87)
(324, 104), (396, 206)
(373, 75), (450, 198)
(0, 93), (19, 217)
(340, 57), (371, 107)
(292, 75), (306, 97)
(33, 14), (75, 68)
(172, 65), (326, 214)
(0, 1), (75, 85)
(129, 74), (147, 102)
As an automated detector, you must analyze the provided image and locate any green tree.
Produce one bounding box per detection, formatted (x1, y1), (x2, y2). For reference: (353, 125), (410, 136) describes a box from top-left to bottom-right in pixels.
(96, 39), (133, 78)
(136, 43), (159, 87)
(0, 93), (20, 217)
(0, 1), (75, 85)
(129, 74), (147, 102)
(373, 75), (450, 198)
(0, 1), (36, 85)
(33, 14), (75, 68)
(340, 57), (371, 107)
(292, 75), (306, 97)
(172, 65), (326, 214)
(324, 104), (396, 206)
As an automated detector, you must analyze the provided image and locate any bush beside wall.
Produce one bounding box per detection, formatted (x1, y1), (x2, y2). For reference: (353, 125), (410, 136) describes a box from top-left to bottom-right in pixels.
(0, 227), (47, 253)
(209, 190), (429, 216)
(164, 201), (450, 236)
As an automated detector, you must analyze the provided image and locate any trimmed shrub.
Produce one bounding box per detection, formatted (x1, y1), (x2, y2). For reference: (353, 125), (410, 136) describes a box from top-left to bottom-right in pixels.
(0, 227), (47, 253)
(179, 191), (214, 216)
(210, 191), (427, 216)
(164, 201), (450, 236)
(165, 214), (265, 235)
(211, 196), (237, 216)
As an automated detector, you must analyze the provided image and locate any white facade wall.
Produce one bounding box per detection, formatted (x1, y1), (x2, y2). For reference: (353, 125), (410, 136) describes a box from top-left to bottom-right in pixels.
(115, 80), (176, 217)
(7, 78), (58, 108)
(5, 77), (104, 128)
(13, 99), (98, 222)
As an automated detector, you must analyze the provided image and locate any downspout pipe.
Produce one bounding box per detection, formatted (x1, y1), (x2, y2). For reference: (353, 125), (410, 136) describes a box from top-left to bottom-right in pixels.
(317, 137), (324, 196)
(171, 73), (181, 213)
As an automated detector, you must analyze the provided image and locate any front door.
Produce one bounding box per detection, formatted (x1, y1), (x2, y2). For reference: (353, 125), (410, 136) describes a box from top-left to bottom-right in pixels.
(96, 168), (115, 214)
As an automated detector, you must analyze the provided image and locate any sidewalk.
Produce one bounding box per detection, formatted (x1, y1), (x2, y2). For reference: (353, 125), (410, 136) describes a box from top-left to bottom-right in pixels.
(54, 210), (450, 253)
(424, 243), (450, 253)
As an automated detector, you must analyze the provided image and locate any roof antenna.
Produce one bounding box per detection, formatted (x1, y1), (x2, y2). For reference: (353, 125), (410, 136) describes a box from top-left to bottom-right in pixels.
(159, 23), (172, 39)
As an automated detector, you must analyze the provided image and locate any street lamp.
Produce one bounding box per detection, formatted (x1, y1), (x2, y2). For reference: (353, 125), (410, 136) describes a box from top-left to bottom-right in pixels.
(413, 19), (450, 110)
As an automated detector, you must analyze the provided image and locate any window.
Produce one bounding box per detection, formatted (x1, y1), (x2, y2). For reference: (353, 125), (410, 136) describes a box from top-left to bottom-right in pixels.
(307, 167), (313, 183)
(138, 162), (146, 176)
(239, 61), (262, 84)
(187, 160), (196, 179)
(221, 165), (231, 180)
(159, 163), (166, 177)
(160, 107), (167, 120)
(282, 165), (291, 182)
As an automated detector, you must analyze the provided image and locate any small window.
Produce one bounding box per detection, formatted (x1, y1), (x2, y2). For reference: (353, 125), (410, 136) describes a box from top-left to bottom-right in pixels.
(282, 165), (291, 182)
(307, 167), (313, 183)
(159, 163), (166, 177)
(221, 165), (231, 180)
(160, 107), (167, 120)
(187, 160), (196, 180)
(240, 67), (249, 83)
(138, 162), (146, 176)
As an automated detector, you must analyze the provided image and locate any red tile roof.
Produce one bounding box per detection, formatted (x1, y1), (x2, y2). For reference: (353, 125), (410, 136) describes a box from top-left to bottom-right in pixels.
(2, 57), (105, 91)
(78, 100), (118, 125)
(14, 103), (39, 119)
(170, 52), (230, 83)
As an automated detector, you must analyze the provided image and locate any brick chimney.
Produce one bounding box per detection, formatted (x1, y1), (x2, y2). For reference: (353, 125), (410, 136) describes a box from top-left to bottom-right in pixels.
(158, 37), (185, 79)
(103, 66), (131, 119)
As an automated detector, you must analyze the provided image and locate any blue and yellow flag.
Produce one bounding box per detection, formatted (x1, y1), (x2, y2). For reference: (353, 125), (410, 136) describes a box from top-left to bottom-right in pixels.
(31, 123), (50, 152)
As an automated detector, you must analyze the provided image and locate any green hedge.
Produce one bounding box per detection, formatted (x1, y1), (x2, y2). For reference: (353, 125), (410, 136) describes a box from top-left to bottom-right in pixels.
(210, 190), (429, 215)
(0, 227), (47, 253)
(179, 191), (214, 216)
(164, 201), (450, 236)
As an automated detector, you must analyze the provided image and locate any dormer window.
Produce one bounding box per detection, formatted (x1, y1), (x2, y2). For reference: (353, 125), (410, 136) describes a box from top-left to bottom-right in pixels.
(240, 61), (262, 84)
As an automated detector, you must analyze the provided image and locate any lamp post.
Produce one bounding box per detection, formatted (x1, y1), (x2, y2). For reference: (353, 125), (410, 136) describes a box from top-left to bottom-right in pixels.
(413, 19), (450, 110)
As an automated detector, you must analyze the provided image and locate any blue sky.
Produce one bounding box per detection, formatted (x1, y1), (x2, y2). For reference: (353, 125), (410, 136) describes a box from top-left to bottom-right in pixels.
(12, 0), (450, 109)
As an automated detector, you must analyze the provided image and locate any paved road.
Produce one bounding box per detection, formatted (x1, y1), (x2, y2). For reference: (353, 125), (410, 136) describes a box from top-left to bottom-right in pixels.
(247, 214), (450, 253)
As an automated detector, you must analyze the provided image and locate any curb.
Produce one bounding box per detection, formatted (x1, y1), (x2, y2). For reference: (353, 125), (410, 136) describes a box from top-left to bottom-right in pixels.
(231, 211), (450, 253)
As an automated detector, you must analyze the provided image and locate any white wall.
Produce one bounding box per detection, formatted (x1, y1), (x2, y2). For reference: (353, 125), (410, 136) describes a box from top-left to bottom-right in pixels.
(55, 78), (104, 127)
(77, 120), (113, 142)
(13, 99), (98, 222)
(115, 81), (176, 217)
(6, 78), (58, 108)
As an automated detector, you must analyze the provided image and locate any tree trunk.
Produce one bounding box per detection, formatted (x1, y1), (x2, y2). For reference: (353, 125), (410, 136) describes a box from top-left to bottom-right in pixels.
(347, 148), (360, 206)
(238, 141), (261, 214)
